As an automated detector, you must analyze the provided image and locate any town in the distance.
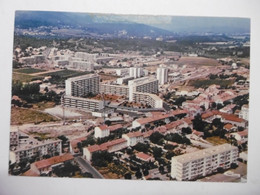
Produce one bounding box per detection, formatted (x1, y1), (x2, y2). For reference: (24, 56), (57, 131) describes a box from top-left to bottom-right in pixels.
(9, 11), (249, 182)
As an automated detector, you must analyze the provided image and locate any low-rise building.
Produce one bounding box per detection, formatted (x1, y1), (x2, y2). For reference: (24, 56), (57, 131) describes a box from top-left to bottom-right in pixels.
(136, 152), (155, 162)
(122, 131), (143, 146)
(83, 138), (127, 161)
(94, 124), (123, 138)
(10, 138), (62, 164)
(30, 154), (74, 175)
(10, 127), (19, 147)
(239, 104), (249, 121)
(171, 144), (238, 181)
(230, 129), (248, 144)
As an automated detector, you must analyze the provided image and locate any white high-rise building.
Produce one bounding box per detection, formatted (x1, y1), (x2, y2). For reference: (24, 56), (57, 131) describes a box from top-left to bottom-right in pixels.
(65, 74), (99, 97)
(128, 77), (158, 101)
(157, 66), (168, 85)
(129, 67), (143, 78)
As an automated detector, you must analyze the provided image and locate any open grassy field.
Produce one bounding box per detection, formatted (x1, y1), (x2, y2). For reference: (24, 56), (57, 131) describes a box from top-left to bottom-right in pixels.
(176, 56), (221, 66)
(13, 68), (46, 74)
(188, 78), (235, 88)
(206, 136), (229, 146)
(11, 107), (59, 125)
(12, 72), (41, 82)
(39, 69), (90, 78)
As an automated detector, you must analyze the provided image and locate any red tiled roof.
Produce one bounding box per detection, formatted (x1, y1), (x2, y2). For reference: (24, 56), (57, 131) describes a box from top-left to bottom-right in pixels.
(224, 123), (233, 130)
(165, 120), (183, 130)
(87, 144), (101, 153)
(136, 113), (173, 125)
(98, 125), (108, 131)
(222, 114), (245, 123)
(136, 152), (154, 161)
(125, 131), (143, 138)
(22, 169), (39, 177)
(108, 124), (123, 132)
(70, 137), (87, 150)
(86, 138), (127, 153)
(34, 154), (74, 169)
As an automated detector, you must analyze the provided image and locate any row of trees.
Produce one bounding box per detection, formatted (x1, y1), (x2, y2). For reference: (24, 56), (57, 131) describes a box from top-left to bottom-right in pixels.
(150, 131), (191, 146)
(12, 80), (61, 104)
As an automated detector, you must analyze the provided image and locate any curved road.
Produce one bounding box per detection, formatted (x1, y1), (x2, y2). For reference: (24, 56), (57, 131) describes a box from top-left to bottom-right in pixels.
(75, 156), (104, 179)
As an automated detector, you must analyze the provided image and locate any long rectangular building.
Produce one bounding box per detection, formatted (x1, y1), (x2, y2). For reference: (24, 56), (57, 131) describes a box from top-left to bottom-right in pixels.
(171, 144), (238, 181)
(100, 84), (129, 98)
(65, 74), (99, 97)
(62, 95), (104, 111)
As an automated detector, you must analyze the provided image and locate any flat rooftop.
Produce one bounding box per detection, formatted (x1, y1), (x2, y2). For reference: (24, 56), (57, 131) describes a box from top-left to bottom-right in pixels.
(66, 74), (99, 82)
(172, 143), (237, 164)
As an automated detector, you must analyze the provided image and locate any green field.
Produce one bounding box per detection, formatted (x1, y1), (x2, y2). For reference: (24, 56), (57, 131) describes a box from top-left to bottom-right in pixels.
(13, 68), (46, 74)
(12, 72), (38, 82)
(39, 69), (91, 78)
(188, 79), (235, 88)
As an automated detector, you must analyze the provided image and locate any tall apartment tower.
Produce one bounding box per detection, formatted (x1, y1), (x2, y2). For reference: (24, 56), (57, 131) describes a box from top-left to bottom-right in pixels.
(129, 67), (143, 78)
(128, 77), (159, 101)
(156, 66), (168, 85)
(65, 74), (100, 97)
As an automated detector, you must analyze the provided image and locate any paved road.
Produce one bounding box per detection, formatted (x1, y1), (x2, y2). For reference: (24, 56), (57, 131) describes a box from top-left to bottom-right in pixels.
(75, 157), (104, 179)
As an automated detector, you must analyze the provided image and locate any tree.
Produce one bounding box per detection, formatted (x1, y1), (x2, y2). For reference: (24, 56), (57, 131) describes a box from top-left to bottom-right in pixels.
(152, 147), (163, 158)
(135, 170), (142, 179)
(143, 169), (149, 176)
(92, 151), (113, 167)
(212, 118), (223, 129)
(231, 163), (238, 169)
(181, 127), (192, 135)
(159, 166), (164, 174)
(174, 96), (186, 106)
(134, 143), (149, 153)
(165, 151), (175, 160)
(105, 120), (111, 126)
(150, 132), (164, 145)
(124, 172), (132, 179)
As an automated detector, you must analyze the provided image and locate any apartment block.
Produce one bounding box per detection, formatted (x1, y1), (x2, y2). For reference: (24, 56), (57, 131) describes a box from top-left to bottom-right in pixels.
(10, 138), (62, 164)
(128, 77), (158, 101)
(171, 144), (238, 181)
(65, 74), (99, 97)
(62, 95), (104, 111)
(69, 61), (94, 71)
(100, 84), (129, 97)
(132, 92), (163, 108)
(157, 66), (168, 85)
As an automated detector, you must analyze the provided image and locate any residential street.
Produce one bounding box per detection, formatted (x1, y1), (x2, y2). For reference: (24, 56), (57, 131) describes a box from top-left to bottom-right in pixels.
(75, 157), (104, 179)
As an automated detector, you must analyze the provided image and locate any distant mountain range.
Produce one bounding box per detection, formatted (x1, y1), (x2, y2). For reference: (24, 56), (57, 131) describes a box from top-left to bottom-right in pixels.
(14, 11), (250, 38)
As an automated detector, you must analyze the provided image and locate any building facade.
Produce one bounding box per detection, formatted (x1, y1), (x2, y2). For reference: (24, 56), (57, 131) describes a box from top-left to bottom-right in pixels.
(128, 77), (158, 101)
(132, 92), (163, 108)
(10, 139), (62, 163)
(100, 84), (129, 97)
(156, 66), (168, 85)
(62, 95), (104, 111)
(65, 74), (100, 97)
(171, 144), (238, 181)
